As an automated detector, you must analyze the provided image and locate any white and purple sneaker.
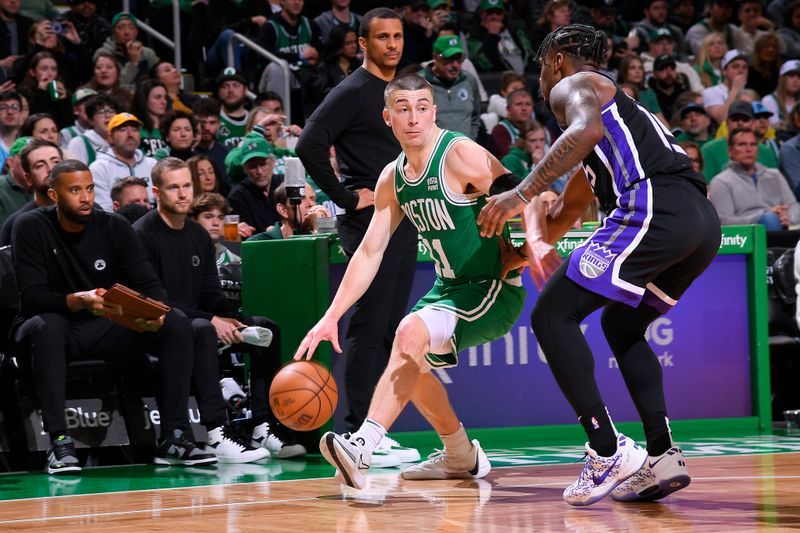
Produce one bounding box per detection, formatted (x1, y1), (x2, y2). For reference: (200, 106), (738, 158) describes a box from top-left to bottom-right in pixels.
(611, 446), (690, 502)
(563, 433), (647, 506)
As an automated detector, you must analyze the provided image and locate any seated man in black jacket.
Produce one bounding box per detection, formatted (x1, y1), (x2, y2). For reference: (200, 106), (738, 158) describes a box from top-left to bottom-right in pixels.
(11, 159), (216, 475)
(135, 158), (298, 460)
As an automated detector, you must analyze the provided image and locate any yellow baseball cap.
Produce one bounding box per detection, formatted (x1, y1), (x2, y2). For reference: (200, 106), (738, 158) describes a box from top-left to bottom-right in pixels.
(108, 112), (142, 132)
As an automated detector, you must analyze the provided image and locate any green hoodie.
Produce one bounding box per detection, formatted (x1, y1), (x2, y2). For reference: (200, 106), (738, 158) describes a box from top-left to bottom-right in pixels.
(501, 146), (532, 179)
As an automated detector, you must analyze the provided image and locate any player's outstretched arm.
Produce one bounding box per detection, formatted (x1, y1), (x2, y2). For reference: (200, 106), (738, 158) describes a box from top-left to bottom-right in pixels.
(478, 74), (605, 237)
(294, 163), (405, 361)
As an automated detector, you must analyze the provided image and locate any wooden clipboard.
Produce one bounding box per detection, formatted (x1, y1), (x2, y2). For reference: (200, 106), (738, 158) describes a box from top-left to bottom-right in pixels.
(102, 283), (171, 332)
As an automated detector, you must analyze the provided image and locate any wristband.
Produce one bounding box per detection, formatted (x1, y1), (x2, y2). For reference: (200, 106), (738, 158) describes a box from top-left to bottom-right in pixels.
(514, 185), (531, 205)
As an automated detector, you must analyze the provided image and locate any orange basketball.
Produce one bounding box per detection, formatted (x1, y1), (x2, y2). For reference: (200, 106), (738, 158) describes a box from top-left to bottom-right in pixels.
(269, 361), (338, 431)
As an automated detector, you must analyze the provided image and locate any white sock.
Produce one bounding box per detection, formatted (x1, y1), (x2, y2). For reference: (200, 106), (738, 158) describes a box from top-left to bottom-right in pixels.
(351, 418), (386, 456)
(440, 424), (473, 458)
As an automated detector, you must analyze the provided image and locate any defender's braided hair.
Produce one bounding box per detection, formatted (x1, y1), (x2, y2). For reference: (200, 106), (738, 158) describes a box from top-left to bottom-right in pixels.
(535, 23), (607, 66)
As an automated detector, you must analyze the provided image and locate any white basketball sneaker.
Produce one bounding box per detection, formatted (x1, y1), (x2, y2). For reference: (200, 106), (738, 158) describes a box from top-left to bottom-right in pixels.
(375, 434), (421, 463)
(611, 446), (691, 502)
(563, 433), (647, 506)
(321, 432), (398, 489)
(401, 439), (491, 480)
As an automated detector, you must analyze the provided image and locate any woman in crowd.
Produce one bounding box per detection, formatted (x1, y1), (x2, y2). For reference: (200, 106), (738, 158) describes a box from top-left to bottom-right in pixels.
(313, 27), (360, 102)
(188, 154), (221, 194)
(747, 32), (781, 98)
(693, 32), (727, 88)
(20, 112), (59, 145)
(617, 55), (668, 125)
(153, 110), (197, 161)
(501, 120), (547, 182)
(763, 61), (800, 128)
(150, 61), (200, 113)
(81, 51), (133, 110)
(131, 79), (169, 157)
(528, 0), (570, 52)
(13, 18), (89, 90)
(17, 51), (72, 127)
(679, 140), (704, 174)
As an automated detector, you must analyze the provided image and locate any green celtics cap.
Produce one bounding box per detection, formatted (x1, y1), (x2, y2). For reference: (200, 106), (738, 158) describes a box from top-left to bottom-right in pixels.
(240, 137), (274, 164)
(433, 35), (464, 58)
(478, 0), (504, 12)
(9, 136), (33, 157)
(428, 0), (452, 8)
(111, 12), (138, 28)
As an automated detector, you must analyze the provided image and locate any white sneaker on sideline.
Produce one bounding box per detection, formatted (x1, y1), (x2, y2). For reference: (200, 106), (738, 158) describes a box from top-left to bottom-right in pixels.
(251, 421), (307, 458)
(376, 434), (421, 463)
(206, 425), (270, 463)
(563, 433), (647, 506)
(401, 439), (490, 480)
(611, 446), (690, 502)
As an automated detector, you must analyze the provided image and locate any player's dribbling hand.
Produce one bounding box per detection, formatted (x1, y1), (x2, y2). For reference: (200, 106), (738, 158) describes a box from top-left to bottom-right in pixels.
(478, 189), (527, 237)
(499, 237), (527, 279)
(523, 197), (561, 290)
(294, 315), (341, 360)
(527, 240), (561, 290)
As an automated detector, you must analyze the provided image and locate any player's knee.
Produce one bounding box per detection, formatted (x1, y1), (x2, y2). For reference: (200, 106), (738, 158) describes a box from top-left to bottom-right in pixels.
(531, 297), (555, 339)
(393, 316), (429, 362)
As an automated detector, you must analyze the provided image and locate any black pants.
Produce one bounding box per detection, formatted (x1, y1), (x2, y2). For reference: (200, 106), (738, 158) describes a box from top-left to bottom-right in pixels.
(189, 318), (227, 431)
(15, 309), (193, 440)
(337, 209), (418, 432)
(531, 181), (720, 454)
(193, 316), (282, 428)
(230, 316), (282, 424)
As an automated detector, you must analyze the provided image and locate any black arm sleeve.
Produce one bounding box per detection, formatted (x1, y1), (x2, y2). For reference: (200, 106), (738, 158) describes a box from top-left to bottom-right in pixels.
(489, 172), (523, 196)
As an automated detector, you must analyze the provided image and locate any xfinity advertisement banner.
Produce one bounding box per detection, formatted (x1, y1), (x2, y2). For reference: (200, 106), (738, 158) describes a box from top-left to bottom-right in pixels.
(387, 254), (752, 431)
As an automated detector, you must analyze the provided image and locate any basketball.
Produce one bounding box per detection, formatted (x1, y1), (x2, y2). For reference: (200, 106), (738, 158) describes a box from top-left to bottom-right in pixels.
(269, 361), (338, 431)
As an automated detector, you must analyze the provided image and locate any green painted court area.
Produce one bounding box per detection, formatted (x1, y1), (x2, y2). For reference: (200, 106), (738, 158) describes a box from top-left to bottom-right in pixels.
(2, 428), (798, 502)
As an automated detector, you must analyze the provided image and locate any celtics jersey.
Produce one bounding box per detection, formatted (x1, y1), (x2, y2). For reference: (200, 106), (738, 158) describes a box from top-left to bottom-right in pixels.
(497, 118), (519, 145)
(269, 17), (313, 68)
(217, 111), (249, 150)
(394, 130), (510, 283)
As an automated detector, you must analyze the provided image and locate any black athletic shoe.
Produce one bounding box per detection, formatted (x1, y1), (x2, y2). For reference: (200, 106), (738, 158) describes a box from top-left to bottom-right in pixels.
(154, 429), (218, 466)
(47, 435), (82, 475)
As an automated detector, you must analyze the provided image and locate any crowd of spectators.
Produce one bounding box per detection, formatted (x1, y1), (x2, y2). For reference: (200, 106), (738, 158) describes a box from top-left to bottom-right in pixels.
(3, 0), (800, 471)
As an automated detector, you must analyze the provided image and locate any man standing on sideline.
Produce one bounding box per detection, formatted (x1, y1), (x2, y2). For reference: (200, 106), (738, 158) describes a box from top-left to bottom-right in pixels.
(479, 24), (720, 506)
(11, 159), (216, 474)
(295, 7), (420, 466)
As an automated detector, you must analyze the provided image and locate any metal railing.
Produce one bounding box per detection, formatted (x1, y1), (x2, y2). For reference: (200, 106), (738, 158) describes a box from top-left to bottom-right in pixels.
(121, 0), (182, 76)
(226, 33), (292, 123)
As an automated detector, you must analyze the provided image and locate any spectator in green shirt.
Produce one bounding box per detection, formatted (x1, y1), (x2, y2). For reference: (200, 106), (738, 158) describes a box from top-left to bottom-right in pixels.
(702, 100), (779, 181)
(0, 136), (33, 226)
(675, 103), (713, 147)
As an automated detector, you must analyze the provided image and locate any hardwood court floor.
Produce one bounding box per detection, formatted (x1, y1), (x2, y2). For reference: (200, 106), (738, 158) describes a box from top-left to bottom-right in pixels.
(0, 450), (799, 531)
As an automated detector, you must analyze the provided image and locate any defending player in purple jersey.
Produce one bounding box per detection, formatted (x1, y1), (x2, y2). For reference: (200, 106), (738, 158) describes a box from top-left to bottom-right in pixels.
(478, 24), (721, 506)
